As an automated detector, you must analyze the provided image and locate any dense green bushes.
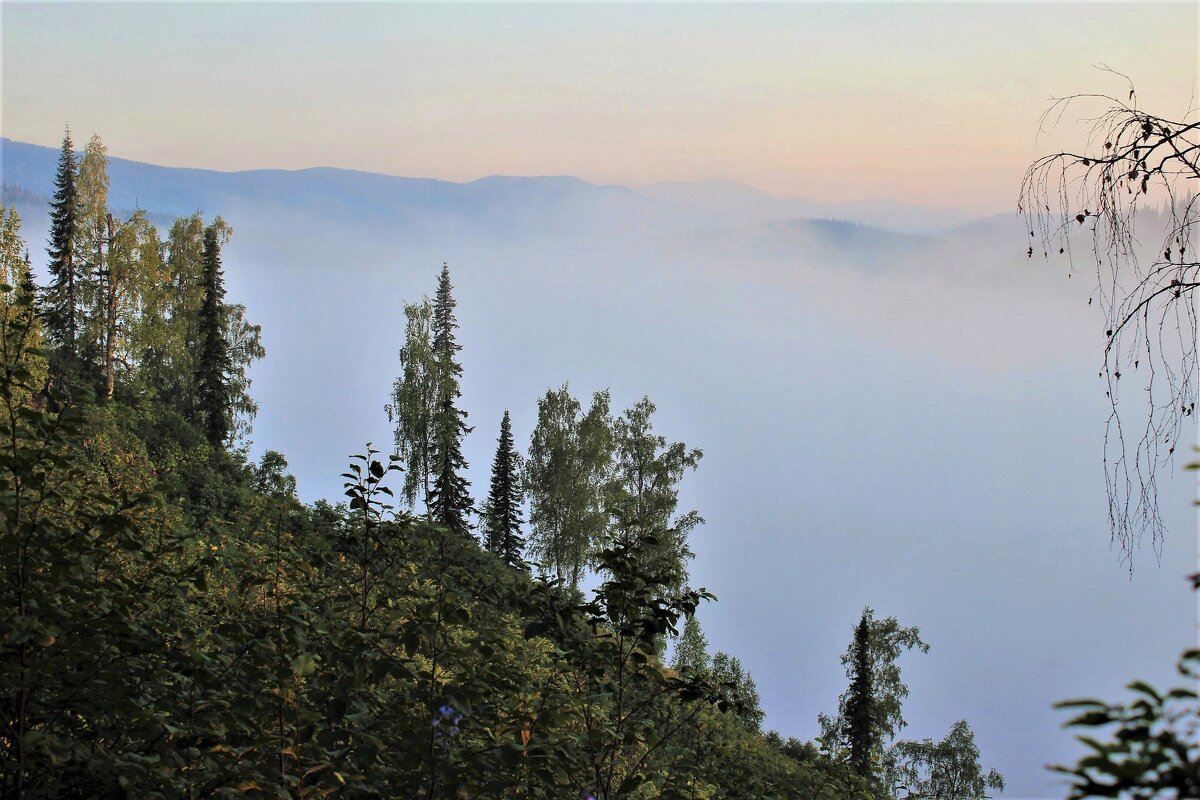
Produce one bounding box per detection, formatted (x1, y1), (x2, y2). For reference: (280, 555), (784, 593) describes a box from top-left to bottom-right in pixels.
(0, 276), (859, 797)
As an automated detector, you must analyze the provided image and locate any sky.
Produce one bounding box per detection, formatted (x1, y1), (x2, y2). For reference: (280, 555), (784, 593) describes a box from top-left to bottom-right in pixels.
(2, 2), (1197, 214)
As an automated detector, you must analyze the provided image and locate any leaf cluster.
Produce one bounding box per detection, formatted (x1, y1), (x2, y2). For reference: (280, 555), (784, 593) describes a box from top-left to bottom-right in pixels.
(1053, 650), (1200, 799)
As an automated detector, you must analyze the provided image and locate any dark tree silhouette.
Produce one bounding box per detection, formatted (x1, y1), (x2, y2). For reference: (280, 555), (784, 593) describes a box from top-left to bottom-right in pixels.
(195, 222), (231, 447)
(427, 263), (473, 534)
(482, 409), (526, 568)
(44, 128), (81, 361)
(1020, 70), (1200, 562)
(845, 612), (877, 786)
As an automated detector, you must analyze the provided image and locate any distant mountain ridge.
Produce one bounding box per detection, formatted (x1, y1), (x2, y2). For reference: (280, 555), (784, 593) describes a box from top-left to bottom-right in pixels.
(0, 138), (642, 222)
(1, 137), (977, 235)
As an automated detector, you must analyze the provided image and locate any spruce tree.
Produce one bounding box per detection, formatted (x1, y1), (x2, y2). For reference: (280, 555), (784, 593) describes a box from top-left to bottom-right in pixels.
(195, 222), (231, 447)
(846, 611), (877, 785)
(482, 410), (526, 567)
(20, 250), (37, 299)
(1, 211), (48, 404)
(427, 263), (472, 534)
(44, 128), (81, 360)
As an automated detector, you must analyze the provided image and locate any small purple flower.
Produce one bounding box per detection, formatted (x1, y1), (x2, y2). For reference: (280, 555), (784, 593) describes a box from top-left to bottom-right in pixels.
(432, 703), (464, 737)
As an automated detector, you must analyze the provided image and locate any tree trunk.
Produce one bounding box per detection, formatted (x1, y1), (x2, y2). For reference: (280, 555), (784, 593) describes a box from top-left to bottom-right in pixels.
(103, 214), (117, 400)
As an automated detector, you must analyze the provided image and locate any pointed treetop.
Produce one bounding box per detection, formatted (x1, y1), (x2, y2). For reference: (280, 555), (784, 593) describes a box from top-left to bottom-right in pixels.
(427, 261), (472, 534)
(483, 408), (525, 568)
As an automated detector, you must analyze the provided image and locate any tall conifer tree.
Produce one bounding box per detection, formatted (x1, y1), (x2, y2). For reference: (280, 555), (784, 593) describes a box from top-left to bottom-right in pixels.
(846, 611), (877, 785)
(820, 606), (929, 787)
(195, 221), (231, 447)
(427, 263), (472, 534)
(44, 128), (81, 360)
(1, 210), (48, 404)
(482, 410), (525, 567)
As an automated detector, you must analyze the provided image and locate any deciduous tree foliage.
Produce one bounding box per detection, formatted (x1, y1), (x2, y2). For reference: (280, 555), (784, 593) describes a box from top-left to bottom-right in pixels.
(525, 385), (612, 588)
(820, 607), (933, 796)
(387, 296), (437, 510)
(140, 213), (209, 405)
(69, 136), (162, 400)
(670, 614), (710, 675)
(100, 211), (157, 400)
(1023, 81), (1200, 799)
(1052, 649), (1200, 799)
(75, 133), (109, 373)
(893, 720), (1005, 800)
(606, 396), (702, 593)
(711, 651), (764, 734)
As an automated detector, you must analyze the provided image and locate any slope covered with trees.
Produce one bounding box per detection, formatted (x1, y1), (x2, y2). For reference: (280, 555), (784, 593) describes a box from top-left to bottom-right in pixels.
(0, 130), (1004, 799)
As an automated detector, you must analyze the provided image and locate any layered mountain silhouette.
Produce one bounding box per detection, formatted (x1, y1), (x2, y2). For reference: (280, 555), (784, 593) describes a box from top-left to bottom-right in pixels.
(2, 137), (976, 235)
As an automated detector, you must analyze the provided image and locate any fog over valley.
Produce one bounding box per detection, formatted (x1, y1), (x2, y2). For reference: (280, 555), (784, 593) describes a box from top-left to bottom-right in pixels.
(3, 136), (1193, 798)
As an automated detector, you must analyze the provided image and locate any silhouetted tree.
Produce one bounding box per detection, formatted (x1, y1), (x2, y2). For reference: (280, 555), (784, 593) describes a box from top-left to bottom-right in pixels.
(427, 263), (472, 534)
(820, 607), (930, 795)
(44, 128), (81, 363)
(482, 409), (525, 567)
(845, 613), (877, 785)
(195, 221), (231, 447)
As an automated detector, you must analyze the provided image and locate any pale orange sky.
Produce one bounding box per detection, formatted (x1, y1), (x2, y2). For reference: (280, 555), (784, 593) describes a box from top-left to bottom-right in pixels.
(2, 2), (1197, 214)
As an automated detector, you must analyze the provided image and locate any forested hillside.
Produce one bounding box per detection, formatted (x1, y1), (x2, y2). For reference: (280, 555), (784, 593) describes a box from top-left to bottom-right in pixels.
(0, 133), (1008, 798)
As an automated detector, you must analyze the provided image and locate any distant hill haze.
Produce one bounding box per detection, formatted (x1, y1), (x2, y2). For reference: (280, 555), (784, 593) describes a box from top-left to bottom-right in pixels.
(2, 137), (978, 235)
(638, 178), (978, 233)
